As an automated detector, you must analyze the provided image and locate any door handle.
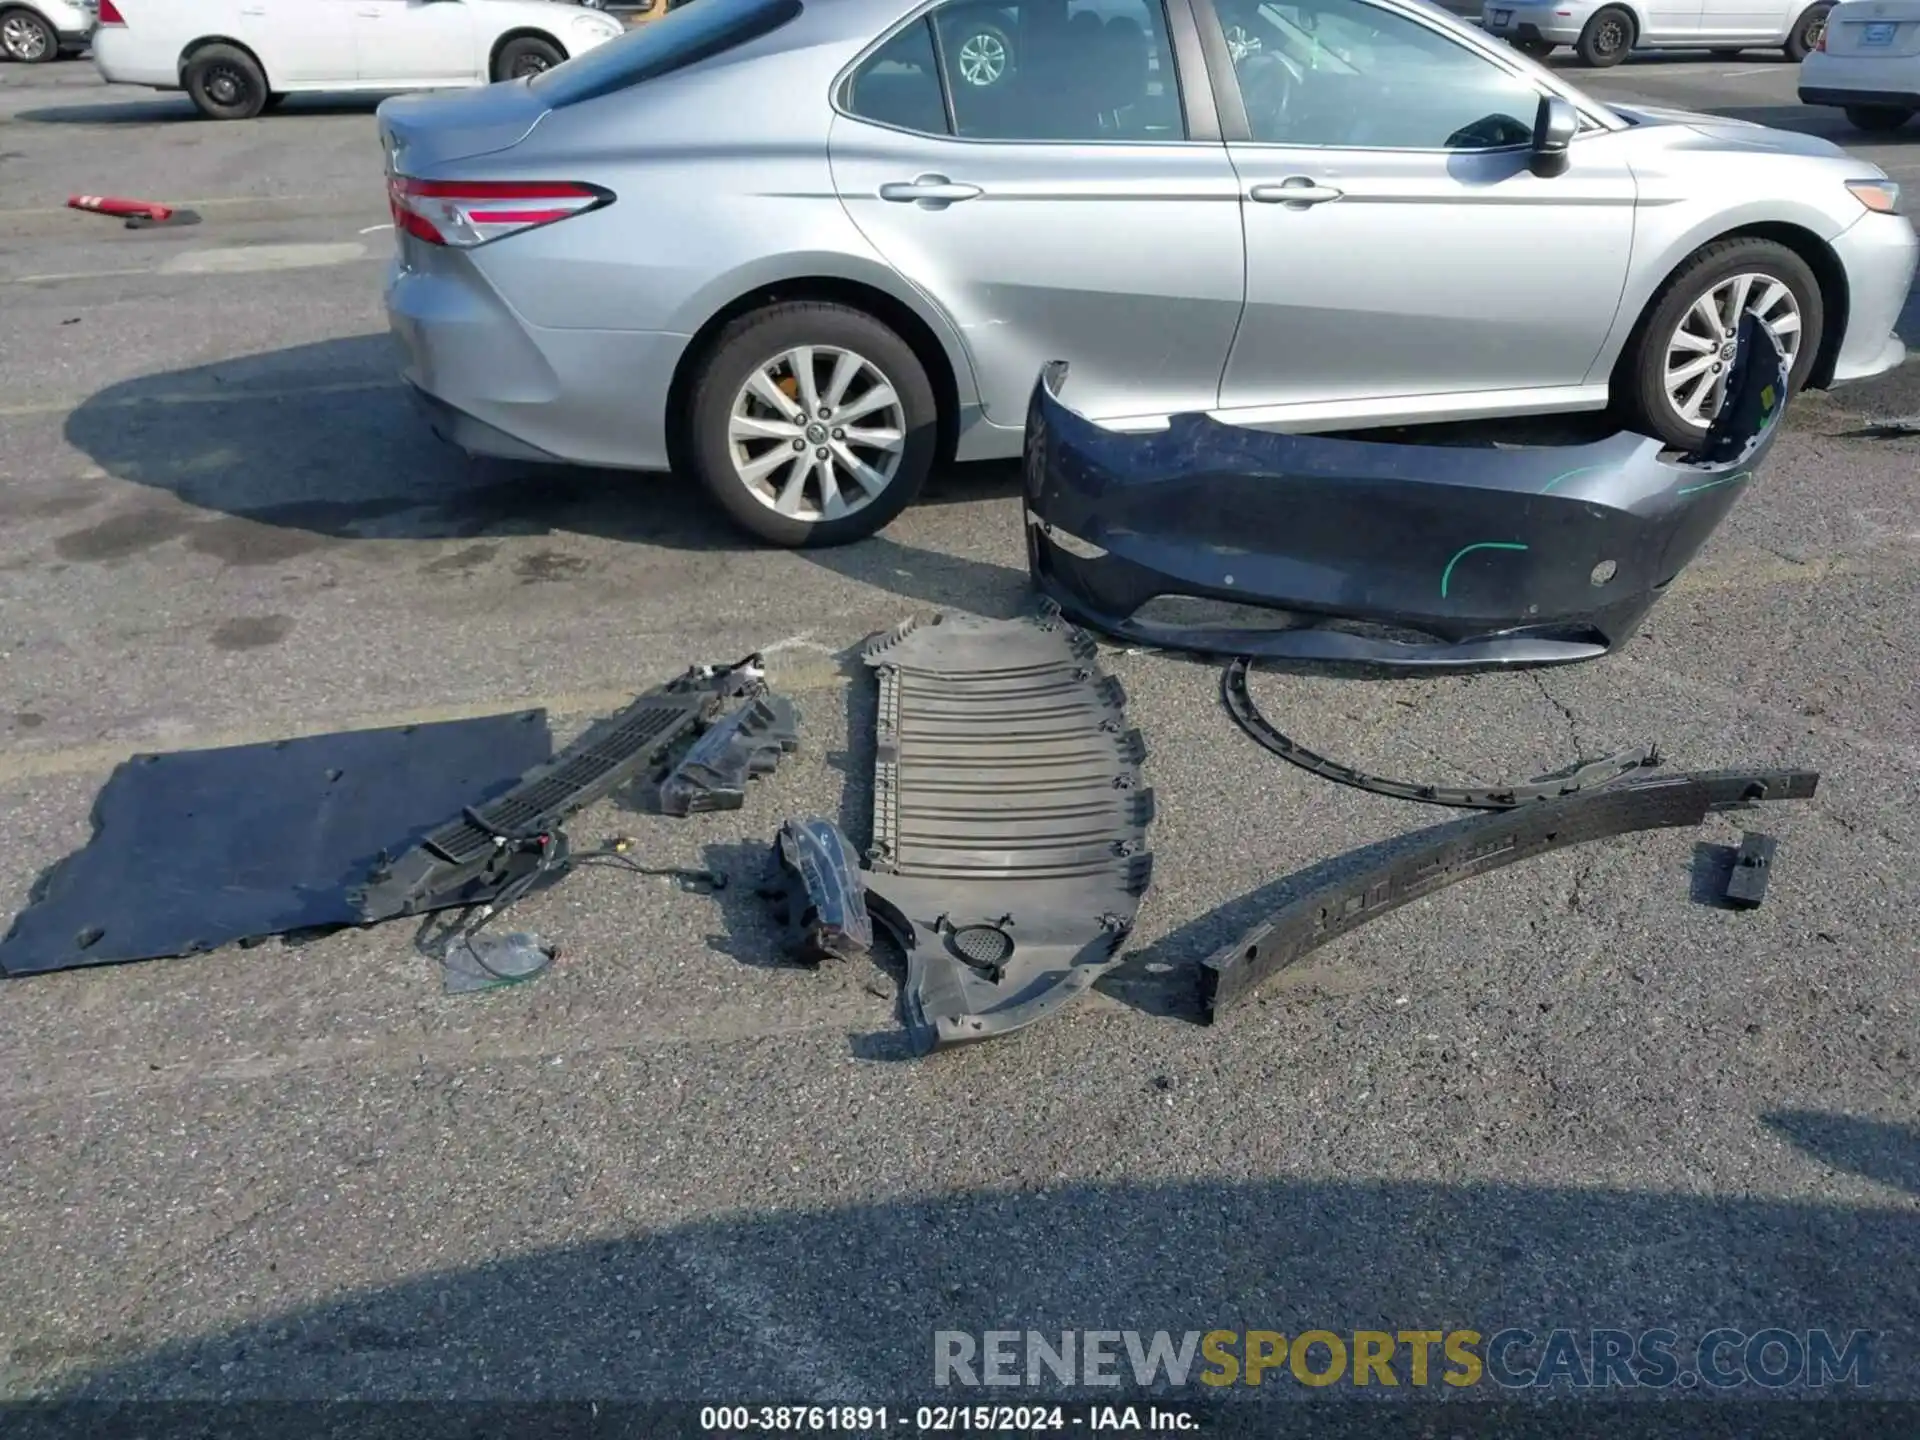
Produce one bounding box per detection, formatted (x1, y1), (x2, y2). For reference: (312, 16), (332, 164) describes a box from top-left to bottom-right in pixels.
(1249, 178), (1344, 206)
(878, 175), (983, 206)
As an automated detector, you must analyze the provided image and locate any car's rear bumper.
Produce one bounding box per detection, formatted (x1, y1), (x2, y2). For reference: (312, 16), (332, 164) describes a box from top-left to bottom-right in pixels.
(385, 255), (688, 472)
(1023, 318), (1790, 671)
(1799, 85), (1920, 107)
(1828, 211), (1917, 384)
(89, 28), (171, 84)
(1482, 5), (1589, 43)
(1799, 48), (1920, 104)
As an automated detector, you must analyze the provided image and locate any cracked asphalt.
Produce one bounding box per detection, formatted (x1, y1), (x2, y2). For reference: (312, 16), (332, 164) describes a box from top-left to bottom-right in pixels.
(0, 51), (1916, 1432)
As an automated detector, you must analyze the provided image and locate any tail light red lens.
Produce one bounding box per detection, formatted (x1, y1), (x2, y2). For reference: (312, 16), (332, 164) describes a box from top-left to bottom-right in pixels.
(97, 0), (125, 24)
(386, 178), (611, 248)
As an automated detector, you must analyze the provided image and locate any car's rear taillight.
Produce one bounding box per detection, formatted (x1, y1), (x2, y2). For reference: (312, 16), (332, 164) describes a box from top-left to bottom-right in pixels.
(386, 178), (611, 248)
(97, 0), (125, 24)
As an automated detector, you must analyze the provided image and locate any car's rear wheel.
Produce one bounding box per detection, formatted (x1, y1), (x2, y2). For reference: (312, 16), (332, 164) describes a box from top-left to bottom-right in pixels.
(184, 44), (269, 120)
(0, 7), (54, 62)
(689, 303), (938, 547)
(493, 35), (563, 81)
(1844, 103), (1915, 132)
(1614, 237), (1821, 450)
(1785, 2), (1831, 59)
(1574, 5), (1634, 66)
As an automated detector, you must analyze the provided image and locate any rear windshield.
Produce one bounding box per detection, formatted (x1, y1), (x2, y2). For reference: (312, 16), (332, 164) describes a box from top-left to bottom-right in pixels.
(528, 0), (804, 107)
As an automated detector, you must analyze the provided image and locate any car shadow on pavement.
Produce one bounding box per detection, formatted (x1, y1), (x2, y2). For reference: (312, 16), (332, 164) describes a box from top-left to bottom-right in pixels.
(15, 1146), (1916, 1420)
(18, 95), (401, 125)
(58, 332), (1042, 611)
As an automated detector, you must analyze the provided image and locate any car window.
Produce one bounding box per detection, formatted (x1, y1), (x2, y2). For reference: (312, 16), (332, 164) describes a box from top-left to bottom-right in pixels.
(529, 0), (802, 107)
(845, 17), (950, 134)
(846, 0), (1186, 142)
(1217, 0), (1544, 149)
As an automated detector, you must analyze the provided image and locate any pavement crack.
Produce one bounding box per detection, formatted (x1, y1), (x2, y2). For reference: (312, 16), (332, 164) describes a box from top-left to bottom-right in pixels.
(1528, 670), (1587, 762)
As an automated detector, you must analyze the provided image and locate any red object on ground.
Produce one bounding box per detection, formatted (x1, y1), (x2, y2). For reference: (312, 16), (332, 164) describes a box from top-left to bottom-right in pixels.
(67, 194), (173, 221)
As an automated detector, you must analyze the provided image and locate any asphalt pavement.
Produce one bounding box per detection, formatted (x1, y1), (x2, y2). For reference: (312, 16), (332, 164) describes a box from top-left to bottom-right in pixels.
(0, 52), (1916, 1427)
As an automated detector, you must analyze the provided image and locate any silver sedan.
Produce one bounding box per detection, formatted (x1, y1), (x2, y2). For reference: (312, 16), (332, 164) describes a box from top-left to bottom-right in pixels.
(380, 0), (1915, 546)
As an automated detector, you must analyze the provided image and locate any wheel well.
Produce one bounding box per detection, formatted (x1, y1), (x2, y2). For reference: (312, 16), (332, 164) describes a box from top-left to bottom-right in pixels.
(1719, 222), (1848, 388)
(664, 278), (964, 475)
(490, 27), (566, 75)
(1615, 222), (1849, 391)
(178, 35), (269, 86)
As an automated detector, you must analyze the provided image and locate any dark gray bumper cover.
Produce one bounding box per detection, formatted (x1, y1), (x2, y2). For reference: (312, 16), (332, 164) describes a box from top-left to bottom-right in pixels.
(1024, 313), (1789, 670)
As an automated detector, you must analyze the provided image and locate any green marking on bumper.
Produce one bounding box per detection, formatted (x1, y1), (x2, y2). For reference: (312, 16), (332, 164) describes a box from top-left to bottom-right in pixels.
(1537, 465), (1604, 494)
(1676, 470), (1751, 497)
(1440, 541), (1529, 599)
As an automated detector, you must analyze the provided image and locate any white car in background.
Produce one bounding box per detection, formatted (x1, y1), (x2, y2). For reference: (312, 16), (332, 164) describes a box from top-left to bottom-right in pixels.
(89, 0), (624, 119)
(1, 0), (94, 63)
(1799, 0), (1920, 130)
(1483, 0), (1832, 65)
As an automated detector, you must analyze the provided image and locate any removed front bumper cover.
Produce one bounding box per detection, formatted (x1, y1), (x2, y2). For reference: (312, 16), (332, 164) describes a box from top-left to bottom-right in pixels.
(1024, 313), (1788, 669)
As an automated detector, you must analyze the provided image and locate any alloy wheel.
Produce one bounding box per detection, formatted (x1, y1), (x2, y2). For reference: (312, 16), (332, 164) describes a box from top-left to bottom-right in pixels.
(957, 31), (1007, 87)
(512, 53), (551, 77)
(1593, 15), (1626, 55)
(728, 346), (906, 523)
(1663, 272), (1801, 425)
(2, 13), (50, 60)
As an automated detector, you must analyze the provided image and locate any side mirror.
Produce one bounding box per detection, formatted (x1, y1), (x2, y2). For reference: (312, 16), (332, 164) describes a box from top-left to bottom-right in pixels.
(1530, 94), (1578, 177)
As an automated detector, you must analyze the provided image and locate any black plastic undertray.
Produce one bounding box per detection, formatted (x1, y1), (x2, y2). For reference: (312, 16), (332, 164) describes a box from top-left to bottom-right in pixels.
(0, 711), (553, 978)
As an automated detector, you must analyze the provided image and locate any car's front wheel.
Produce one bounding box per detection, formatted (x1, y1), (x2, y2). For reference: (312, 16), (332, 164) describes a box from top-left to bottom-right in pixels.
(0, 7), (57, 62)
(1614, 237), (1822, 450)
(184, 43), (269, 119)
(1844, 104), (1915, 132)
(688, 302), (939, 547)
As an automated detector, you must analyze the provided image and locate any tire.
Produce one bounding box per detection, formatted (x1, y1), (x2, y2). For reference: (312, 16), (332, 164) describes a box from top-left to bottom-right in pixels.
(1574, 5), (1634, 66)
(687, 302), (939, 547)
(1613, 237), (1823, 450)
(1844, 103), (1915, 132)
(492, 35), (563, 81)
(183, 43), (268, 119)
(1514, 37), (1556, 57)
(1784, 2), (1831, 59)
(0, 6), (56, 63)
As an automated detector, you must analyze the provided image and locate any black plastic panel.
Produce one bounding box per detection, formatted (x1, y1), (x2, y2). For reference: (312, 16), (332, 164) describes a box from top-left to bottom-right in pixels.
(860, 609), (1153, 1052)
(0, 712), (552, 978)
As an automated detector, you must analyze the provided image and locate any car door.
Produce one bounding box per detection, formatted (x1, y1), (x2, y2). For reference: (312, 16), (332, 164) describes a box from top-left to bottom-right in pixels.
(242, 0), (359, 84)
(828, 0), (1247, 428)
(1205, 0), (1637, 424)
(350, 0), (479, 83)
(1694, 0), (1772, 42)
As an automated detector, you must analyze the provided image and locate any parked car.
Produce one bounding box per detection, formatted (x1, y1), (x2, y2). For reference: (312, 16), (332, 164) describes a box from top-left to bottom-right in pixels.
(1798, 0), (1919, 131)
(1, 0), (93, 62)
(89, 0), (625, 119)
(1483, 0), (1831, 65)
(381, 0), (1914, 547)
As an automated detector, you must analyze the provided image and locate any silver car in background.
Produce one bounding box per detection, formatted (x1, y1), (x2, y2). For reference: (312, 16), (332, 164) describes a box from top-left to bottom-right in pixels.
(381, 0), (1914, 546)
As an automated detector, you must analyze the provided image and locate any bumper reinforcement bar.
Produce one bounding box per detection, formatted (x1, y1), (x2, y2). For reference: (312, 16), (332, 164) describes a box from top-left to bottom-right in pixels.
(1200, 766), (1817, 1016)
